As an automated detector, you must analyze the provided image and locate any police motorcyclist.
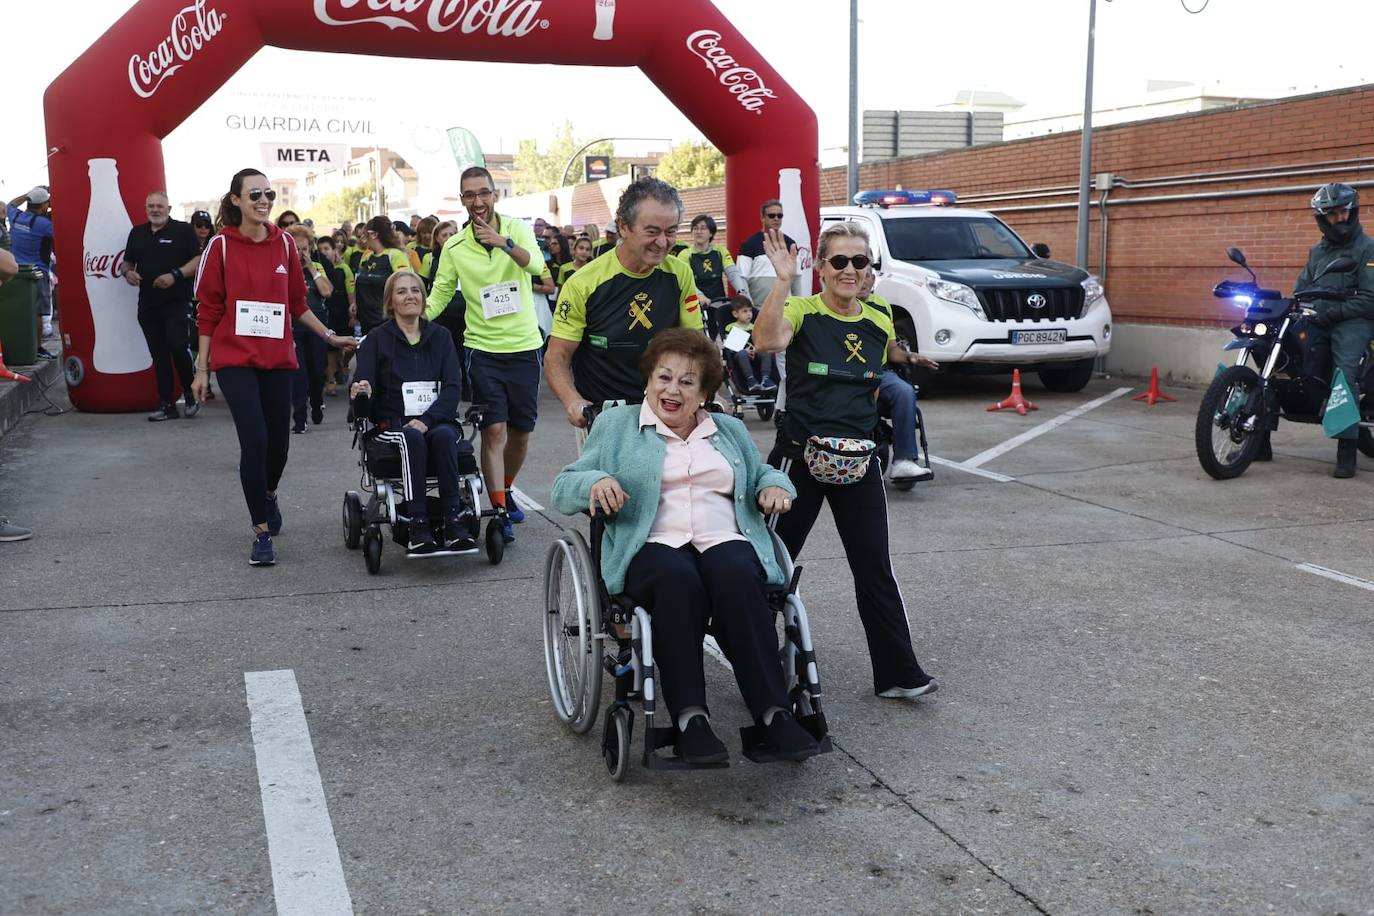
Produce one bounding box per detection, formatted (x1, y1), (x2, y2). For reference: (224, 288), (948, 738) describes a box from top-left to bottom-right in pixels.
(1294, 184), (1374, 478)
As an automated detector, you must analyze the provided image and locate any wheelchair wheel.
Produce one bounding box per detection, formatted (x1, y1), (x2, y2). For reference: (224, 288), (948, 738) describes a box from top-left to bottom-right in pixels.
(756, 403), (774, 421)
(603, 706), (632, 782)
(363, 528), (383, 575)
(543, 531), (603, 734)
(342, 492), (363, 549)
(892, 477), (915, 492)
(485, 518), (505, 565)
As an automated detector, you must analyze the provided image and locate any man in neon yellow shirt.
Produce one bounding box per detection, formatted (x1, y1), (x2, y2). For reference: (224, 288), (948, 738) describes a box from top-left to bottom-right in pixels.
(425, 166), (544, 541)
(545, 177), (702, 431)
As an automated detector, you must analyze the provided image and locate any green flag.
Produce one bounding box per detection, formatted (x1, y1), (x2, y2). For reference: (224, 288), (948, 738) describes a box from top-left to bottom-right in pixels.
(1322, 368), (1361, 438)
(447, 127), (485, 173)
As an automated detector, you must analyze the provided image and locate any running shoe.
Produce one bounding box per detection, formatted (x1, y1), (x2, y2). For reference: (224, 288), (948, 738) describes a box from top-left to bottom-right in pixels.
(311, 405), (324, 425)
(0, 518), (34, 542)
(505, 490), (525, 523)
(877, 673), (939, 699)
(407, 519), (437, 554)
(147, 403), (179, 422)
(183, 400), (202, 419)
(249, 532), (275, 566)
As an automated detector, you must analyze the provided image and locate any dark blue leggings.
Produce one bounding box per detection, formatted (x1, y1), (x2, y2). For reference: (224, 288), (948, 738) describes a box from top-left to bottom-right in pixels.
(216, 367), (294, 527)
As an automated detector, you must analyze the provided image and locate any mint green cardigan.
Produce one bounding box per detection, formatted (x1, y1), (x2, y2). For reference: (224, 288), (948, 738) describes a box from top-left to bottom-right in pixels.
(550, 405), (797, 595)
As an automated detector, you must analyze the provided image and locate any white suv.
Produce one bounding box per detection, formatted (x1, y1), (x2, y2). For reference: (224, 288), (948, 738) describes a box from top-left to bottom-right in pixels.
(820, 192), (1112, 391)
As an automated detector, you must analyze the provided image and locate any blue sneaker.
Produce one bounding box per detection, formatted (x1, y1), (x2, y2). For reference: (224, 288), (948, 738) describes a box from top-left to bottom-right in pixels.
(500, 513), (515, 544)
(249, 532), (275, 566)
(265, 494), (282, 536)
(505, 490), (525, 524)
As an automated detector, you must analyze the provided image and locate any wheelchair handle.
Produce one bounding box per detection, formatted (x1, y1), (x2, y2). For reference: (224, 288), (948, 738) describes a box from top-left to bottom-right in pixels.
(581, 404), (598, 430)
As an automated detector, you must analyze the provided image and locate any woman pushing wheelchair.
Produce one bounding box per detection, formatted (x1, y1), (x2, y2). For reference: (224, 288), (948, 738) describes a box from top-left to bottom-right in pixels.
(350, 270), (476, 554)
(551, 329), (822, 765)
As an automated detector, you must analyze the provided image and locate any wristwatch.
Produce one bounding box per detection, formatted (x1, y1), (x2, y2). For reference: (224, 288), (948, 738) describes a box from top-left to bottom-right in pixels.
(502, 237), (515, 253)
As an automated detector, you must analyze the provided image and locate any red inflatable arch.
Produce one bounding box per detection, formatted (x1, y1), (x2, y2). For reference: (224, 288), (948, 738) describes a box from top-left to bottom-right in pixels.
(44, 0), (819, 411)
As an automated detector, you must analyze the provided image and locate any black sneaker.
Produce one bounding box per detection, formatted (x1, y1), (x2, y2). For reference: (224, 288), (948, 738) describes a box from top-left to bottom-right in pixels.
(444, 514), (477, 551)
(763, 711), (821, 761)
(311, 405), (324, 425)
(677, 716), (729, 765)
(265, 494), (283, 536)
(407, 519), (437, 554)
(249, 532), (275, 566)
(877, 672), (939, 699)
(147, 403), (179, 422)
(183, 400), (202, 419)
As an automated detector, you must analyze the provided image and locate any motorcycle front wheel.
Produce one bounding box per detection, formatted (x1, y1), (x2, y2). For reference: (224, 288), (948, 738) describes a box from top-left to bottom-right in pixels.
(1196, 365), (1264, 479)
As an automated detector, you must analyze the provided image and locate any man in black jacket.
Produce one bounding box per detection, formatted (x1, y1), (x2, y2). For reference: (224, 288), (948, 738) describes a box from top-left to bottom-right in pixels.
(121, 192), (202, 421)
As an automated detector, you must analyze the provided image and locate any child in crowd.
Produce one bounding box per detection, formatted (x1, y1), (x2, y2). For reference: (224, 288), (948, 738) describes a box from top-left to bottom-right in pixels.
(722, 295), (776, 395)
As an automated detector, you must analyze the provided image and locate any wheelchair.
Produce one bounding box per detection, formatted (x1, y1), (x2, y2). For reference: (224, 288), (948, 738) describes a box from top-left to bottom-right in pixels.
(341, 395), (506, 573)
(720, 343), (778, 423)
(875, 369), (934, 492)
(542, 509), (832, 782)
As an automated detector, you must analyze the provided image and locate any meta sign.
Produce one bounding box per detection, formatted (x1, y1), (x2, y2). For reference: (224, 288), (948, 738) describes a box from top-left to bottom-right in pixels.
(260, 142), (349, 170)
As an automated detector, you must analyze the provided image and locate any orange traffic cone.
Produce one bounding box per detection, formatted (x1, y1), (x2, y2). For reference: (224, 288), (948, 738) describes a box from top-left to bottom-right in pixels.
(0, 341), (31, 383)
(987, 368), (1038, 416)
(1131, 367), (1176, 406)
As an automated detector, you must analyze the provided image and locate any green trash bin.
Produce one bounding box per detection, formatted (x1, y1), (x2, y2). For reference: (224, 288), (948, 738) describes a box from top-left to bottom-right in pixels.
(0, 267), (40, 366)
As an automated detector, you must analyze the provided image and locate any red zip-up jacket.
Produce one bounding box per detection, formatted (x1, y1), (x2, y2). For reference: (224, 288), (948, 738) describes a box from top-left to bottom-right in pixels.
(194, 224), (308, 370)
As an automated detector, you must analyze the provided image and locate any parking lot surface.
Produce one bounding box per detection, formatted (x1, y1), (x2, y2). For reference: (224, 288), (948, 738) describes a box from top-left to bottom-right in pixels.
(3, 373), (1372, 915)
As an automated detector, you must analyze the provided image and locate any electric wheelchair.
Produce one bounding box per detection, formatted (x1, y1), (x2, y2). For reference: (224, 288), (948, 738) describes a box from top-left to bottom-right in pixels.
(342, 395), (506, 573)
(874, 372), (934, 492)
(542, 409), (832, 782)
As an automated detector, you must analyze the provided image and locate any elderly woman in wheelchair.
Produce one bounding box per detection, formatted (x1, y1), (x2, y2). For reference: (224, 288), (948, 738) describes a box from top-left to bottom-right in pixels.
(347, 270), (491, 563)
(551, 329), (826, 772)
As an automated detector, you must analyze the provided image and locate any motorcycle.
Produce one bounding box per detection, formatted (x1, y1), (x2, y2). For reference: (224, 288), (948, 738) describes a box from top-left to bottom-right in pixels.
(1195, 247), (1374, 479)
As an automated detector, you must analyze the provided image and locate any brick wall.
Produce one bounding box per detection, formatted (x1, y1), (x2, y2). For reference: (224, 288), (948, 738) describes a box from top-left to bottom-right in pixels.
(684, 84), (1374, 328)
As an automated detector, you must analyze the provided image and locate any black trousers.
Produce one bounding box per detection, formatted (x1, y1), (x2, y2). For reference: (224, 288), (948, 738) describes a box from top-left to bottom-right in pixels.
(138, 301), (195, 406)
(216, 367), (293, 527)
(291, 325), (326, 427)
(622, 541), (788, 721)
(767, 446), (926, 693)
(375, 423), (465, 519)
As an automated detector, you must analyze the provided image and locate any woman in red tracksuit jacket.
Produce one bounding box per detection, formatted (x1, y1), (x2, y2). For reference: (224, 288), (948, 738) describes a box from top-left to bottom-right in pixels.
(191, 168), (354, 566)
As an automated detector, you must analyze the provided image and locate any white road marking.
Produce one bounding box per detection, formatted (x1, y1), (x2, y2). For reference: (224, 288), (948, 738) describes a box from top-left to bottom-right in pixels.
(508, 486), (544, 511)
(1297, 563), (1374, 593)
(245, 670), (353, 916)
(963, 387), (1134, 468)
(703, 635), (732, 671)
(927, 456), (1016, 483)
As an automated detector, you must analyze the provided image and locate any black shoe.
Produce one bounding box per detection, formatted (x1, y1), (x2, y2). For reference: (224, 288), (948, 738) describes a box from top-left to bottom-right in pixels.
(758, 378), (779, 393)
(1334, 439), (1357, 478)
(677, 716), (729, 765)
(444, 515), (477, 551)
(292, 422), (307, 434)
(877, 671), (939, 699)
(743, 378), (761, 394)
(147, 403), (178, 422)
(1255, 431), (1272, 462)
(311, 405), (324, 425)
(265, 494), (283, 536)
(764, 711), (821, 761)
(407, 520), (437, 554)
(183, 400), (202, 419)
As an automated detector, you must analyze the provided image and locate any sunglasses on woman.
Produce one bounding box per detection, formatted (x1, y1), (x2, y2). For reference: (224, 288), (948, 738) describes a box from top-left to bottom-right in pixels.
(244, 189), (277, 202)
(820, 254), (871, 271)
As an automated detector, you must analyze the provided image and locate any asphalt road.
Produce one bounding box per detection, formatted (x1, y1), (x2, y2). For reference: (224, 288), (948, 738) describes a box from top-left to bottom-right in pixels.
(2, 371), (1372, 915)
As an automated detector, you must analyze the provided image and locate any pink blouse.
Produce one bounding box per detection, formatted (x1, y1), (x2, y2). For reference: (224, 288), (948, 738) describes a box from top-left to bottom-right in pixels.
(640, 402), (746, 552)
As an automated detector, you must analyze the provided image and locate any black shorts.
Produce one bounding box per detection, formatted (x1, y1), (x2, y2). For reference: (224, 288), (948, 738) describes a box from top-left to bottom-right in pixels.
(465, 348), (541, 432)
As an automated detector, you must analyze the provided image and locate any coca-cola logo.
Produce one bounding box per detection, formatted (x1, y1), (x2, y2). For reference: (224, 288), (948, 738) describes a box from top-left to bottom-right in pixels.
(128, 0), (227, 99)
(686, 30), (776, 115)
(313, 0), (548, 35)
(84, 250), (126, 280)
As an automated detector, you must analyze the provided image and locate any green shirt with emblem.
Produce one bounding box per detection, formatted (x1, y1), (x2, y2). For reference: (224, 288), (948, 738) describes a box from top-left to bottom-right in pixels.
(424, 213), (544, 353)
(781, 294), (894, 440)
(677, 243), (735, 302)
(551, 248), (703, 403)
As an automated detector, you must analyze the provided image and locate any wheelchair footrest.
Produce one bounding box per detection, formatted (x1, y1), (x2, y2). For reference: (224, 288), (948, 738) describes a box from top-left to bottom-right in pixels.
(402, 546), (481, 559)
(738, 723), (834, 764)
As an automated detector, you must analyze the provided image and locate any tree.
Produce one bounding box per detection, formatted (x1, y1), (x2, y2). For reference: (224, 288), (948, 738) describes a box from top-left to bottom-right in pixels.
(655, 142), (725, 190)
(302, 184), (372, 228)
(512, 121), (628, 194)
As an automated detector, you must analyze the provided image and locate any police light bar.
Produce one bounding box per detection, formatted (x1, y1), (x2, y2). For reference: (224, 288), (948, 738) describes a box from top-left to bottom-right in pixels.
(854, 189), (957, 208)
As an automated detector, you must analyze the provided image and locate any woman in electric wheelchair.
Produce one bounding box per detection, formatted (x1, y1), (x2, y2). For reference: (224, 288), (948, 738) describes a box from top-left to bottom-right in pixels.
(551, 329), (823, 766)
(349, 269), (477, 555)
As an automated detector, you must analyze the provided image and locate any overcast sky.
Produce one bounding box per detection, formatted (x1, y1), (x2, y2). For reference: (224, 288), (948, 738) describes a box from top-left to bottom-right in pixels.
(3, 0), (1372, 205)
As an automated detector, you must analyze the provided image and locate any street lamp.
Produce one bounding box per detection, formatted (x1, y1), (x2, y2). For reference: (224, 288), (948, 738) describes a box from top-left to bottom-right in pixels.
(1075, 0), (1102, 270)
(558, 137), (672, 187)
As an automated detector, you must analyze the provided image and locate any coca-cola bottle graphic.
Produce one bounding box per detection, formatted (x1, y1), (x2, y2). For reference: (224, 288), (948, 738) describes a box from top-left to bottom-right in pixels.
(84, 158), (150, 374)
(593, 0), (615, 40)
(778, 167), (814, 295)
